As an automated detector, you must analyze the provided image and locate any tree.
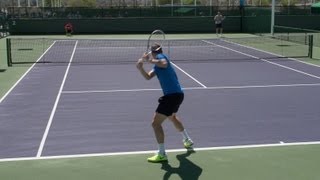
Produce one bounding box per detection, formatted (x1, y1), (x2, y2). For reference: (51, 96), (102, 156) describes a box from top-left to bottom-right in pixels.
(279, 0), (299, 6)
(68, 0), (96, 7)
(251, 0), (271, 6)
(159, 0), (200, 5)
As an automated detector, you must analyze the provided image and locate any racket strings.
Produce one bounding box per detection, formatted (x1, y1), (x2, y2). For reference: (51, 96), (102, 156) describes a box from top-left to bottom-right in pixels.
(147, 30), (166, 53)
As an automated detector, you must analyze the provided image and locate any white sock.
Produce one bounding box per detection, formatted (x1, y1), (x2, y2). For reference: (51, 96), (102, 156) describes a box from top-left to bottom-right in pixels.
(158, 143), (166, 155)
(181, 129), (191, 140)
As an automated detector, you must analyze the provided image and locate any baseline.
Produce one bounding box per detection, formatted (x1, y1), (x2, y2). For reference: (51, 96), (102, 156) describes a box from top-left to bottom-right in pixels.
(0, 141), (319, 162)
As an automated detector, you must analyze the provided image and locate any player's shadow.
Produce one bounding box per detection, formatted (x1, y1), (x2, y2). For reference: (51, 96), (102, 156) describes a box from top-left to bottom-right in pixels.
(161, 150), (202, 180)
(0, 69), (6, 72)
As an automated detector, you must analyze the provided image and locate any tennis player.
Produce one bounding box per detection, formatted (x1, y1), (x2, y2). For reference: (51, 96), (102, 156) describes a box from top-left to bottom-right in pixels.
(136, 43), (194, 163)
(64, 22), (73, 36)
(214, 12), (225, 37)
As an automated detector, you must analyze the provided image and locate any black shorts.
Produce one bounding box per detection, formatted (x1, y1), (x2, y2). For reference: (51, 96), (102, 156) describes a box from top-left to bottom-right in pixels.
(156, 93), (184, 116)
(216, 23), (222, 28)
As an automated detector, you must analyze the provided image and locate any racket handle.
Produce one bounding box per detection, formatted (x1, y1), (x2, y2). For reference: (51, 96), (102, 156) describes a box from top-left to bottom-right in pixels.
(142, 52), (151, 61)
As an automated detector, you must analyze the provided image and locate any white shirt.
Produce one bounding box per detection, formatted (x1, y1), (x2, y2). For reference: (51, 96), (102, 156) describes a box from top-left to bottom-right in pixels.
(214, 14), (224, 24)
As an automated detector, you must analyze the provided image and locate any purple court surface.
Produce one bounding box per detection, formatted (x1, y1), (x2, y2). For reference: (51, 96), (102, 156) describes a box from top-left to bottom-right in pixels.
(1, 39), (320, 159)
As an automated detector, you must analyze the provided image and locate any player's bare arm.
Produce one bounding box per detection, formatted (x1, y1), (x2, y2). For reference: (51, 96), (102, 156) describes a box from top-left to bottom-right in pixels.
(149, 58), (167, 68)
(136, 58), (155, 80)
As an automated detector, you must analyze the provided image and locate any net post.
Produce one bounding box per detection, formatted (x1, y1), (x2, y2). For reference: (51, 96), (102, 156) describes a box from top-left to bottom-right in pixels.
(6, 38), (12, 67)
(308, 34), (313, 59)
(271, 0), (275, 36)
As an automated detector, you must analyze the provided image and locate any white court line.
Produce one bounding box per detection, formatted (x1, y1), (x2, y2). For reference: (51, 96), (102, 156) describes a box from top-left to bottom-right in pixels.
(1, 141), (320, 162)
(61, 83), (320, 94)
(36, 41), (79, 157)
(77, 47), (140, 50)
(0, 41), (57, 104)
(54, 40), (79, 42)
(202, 40), (320, 80)
(171, 62), (207, 88)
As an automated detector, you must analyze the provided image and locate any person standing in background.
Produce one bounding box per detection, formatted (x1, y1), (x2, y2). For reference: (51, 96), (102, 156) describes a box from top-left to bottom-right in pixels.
(64, 22), (73, 37)
(214, 12), (225, 37)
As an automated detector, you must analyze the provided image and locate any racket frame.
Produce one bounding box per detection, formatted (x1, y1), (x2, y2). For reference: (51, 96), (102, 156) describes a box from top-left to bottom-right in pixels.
(146, 29), (166, 54)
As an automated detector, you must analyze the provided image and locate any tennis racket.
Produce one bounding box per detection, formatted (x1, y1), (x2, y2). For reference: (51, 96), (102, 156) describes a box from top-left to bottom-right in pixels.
(146, 29), (166, 55)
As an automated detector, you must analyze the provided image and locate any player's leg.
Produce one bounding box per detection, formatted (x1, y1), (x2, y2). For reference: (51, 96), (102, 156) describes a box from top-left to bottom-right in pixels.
(148, 94), (180, 162)
(151, 112), (167, 145)
(167, 93), (185, 132)
(67, 29), (71, 36)
(169, 114), (194, 149)
(147, 112), (168, 163)
(168, 93), (194, 149)
(168, 113), (184, 131)
(215, 23), (220, 36)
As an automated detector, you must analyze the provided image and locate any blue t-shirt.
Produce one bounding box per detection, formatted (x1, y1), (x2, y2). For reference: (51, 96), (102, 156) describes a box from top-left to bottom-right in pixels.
(153, 54), (183, 95)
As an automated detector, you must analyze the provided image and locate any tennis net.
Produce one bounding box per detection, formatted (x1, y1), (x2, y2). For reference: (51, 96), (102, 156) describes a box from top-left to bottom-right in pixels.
(7, 35), (313, 66)
(274, 25), (319, 47)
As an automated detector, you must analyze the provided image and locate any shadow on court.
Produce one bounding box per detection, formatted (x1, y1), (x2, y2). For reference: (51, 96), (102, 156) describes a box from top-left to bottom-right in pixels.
(161, 150), (202, 180)
(0, 69), (6, 72)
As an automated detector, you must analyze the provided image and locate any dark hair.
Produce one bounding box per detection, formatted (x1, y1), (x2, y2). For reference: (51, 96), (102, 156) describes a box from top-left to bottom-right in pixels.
(151, 43), (162, 53)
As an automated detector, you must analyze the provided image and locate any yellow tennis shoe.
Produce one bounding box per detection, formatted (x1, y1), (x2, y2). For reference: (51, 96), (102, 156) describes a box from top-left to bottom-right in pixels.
(183, 138), (194, 149)
(147, 154), (168, 163)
